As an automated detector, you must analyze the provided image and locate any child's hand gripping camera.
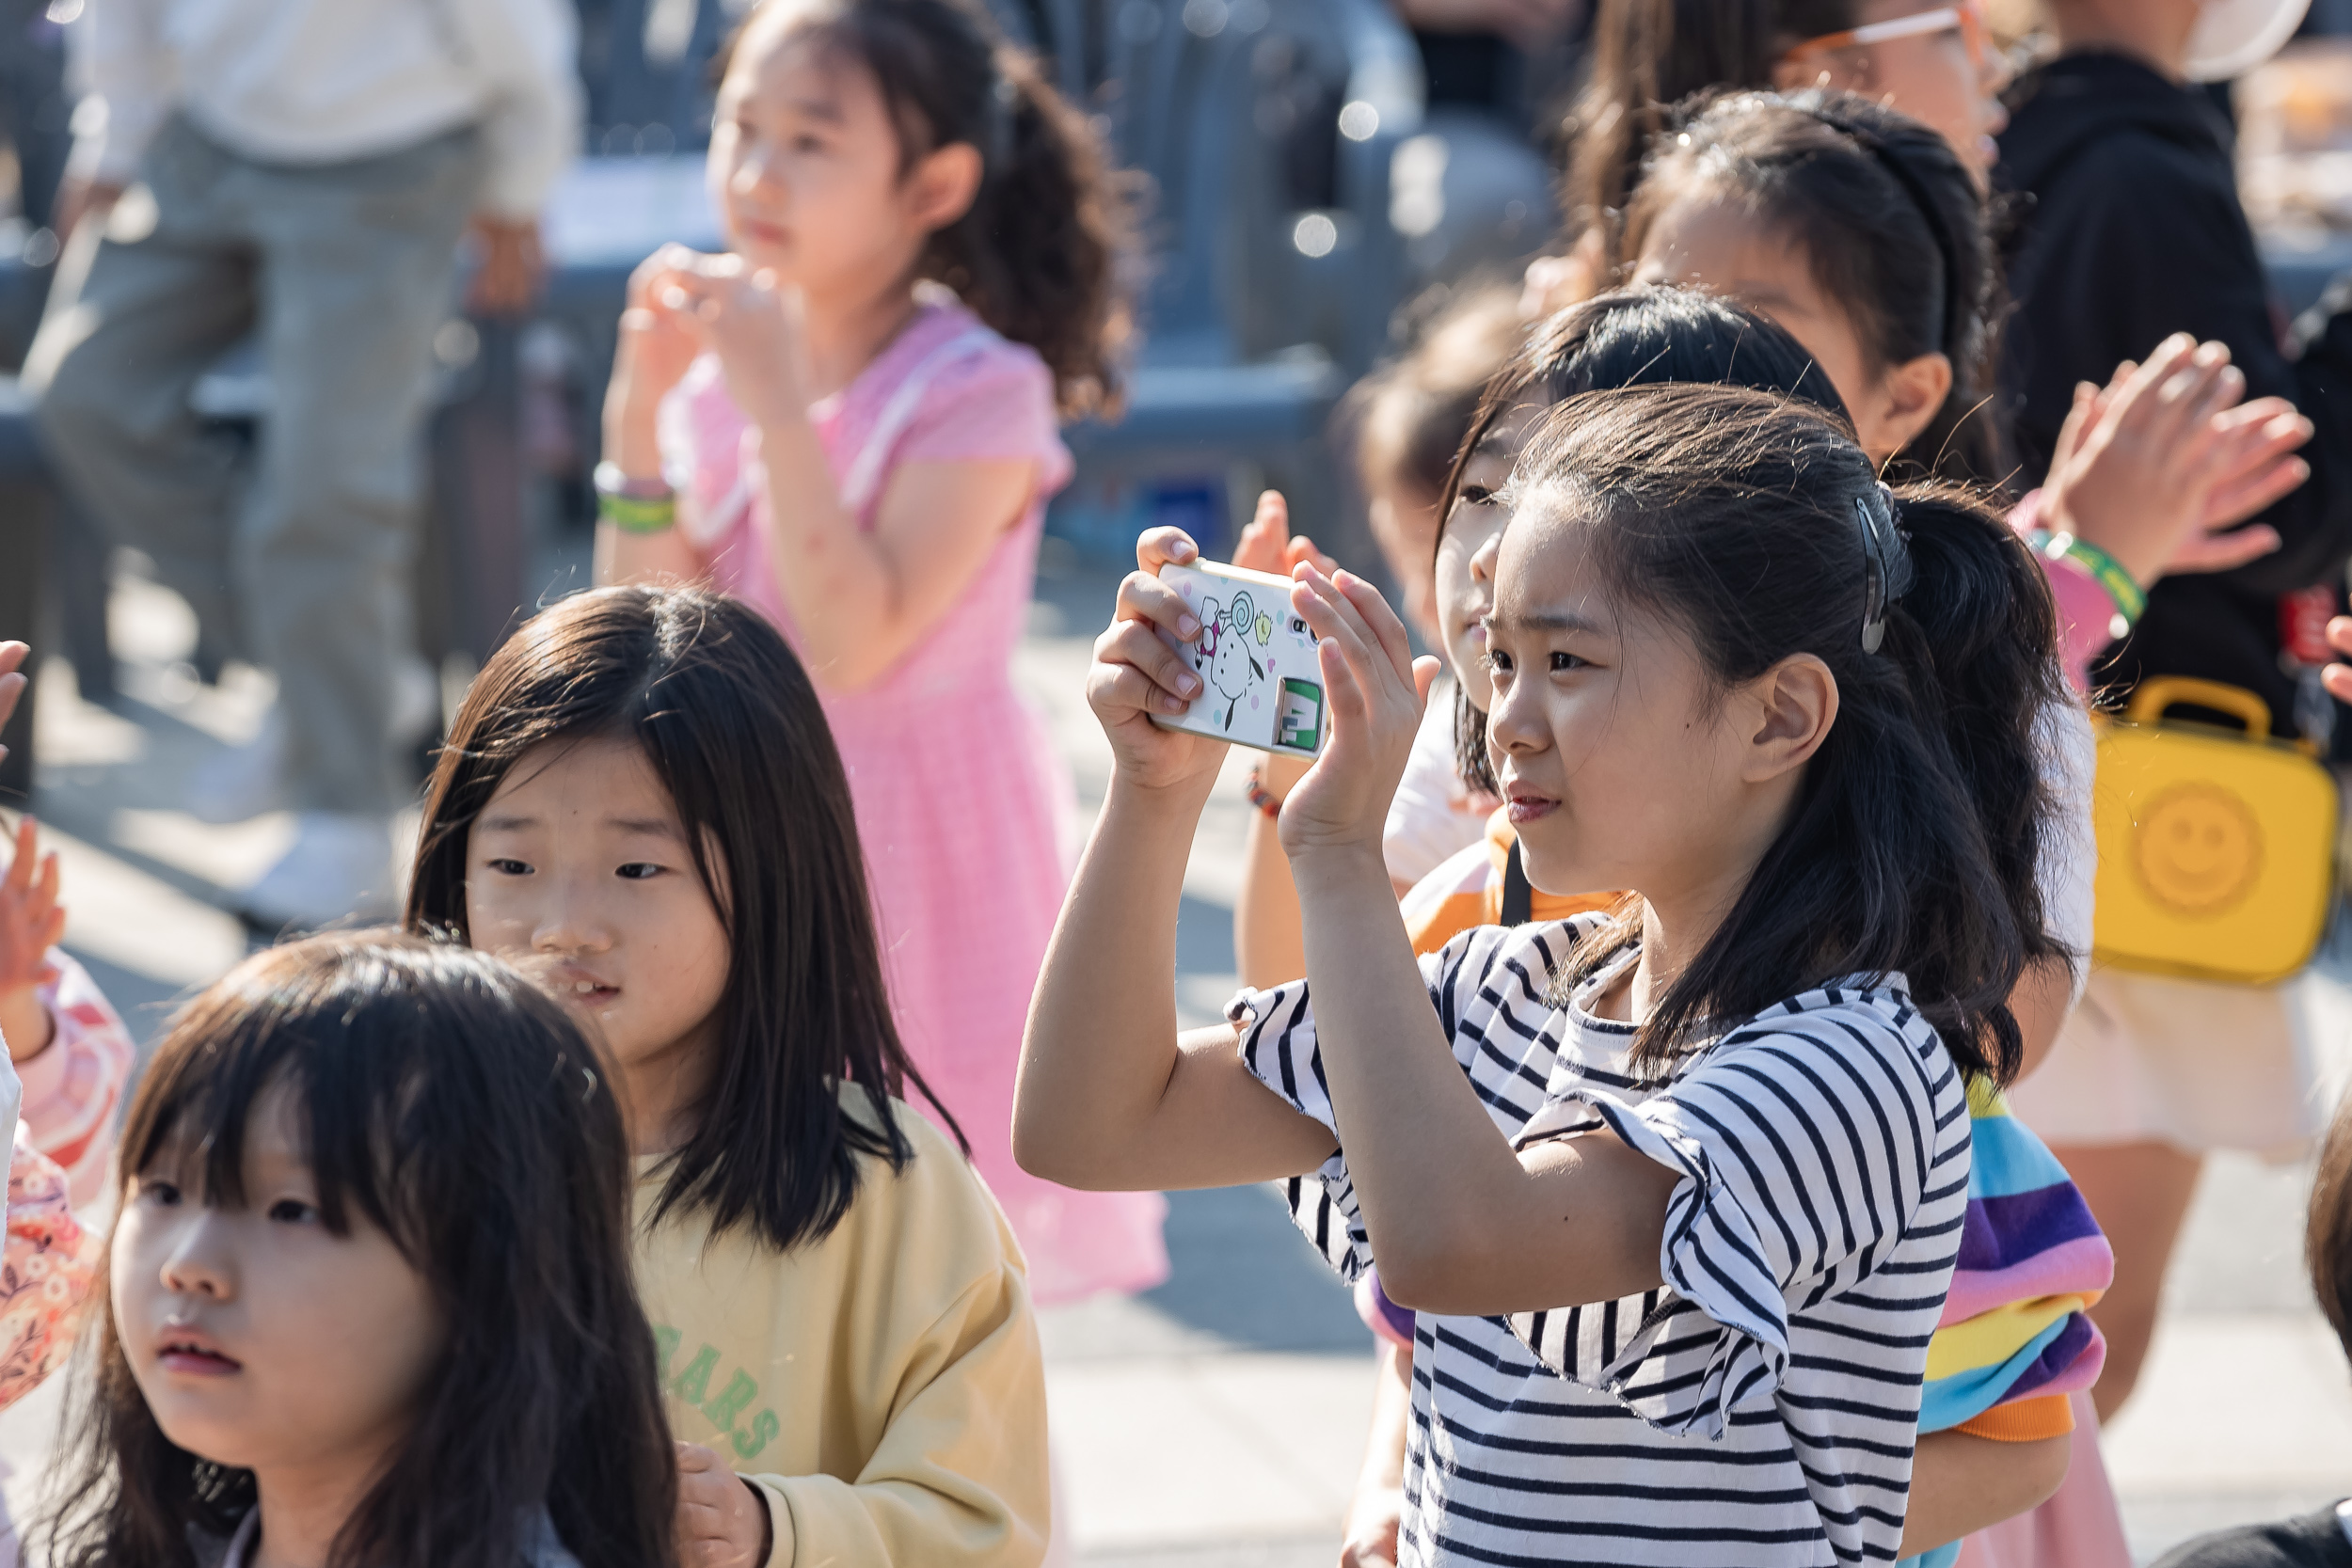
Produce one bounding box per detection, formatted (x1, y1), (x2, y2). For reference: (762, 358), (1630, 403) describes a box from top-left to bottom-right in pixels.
(1150, 560), (1327, 759)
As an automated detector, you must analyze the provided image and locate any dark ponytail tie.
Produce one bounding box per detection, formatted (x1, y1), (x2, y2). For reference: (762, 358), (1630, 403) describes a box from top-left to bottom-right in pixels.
(1858, 482), (1913, 655)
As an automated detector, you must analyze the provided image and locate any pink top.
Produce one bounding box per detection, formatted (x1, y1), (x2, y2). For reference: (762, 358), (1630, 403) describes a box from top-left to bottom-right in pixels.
(663, 294), (1075, 703)
(660, 296), (1168, 1305)
(0, 953), (134, 1412)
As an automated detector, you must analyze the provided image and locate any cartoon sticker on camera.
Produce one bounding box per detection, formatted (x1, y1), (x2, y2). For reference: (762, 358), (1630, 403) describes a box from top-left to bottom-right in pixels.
(1155, 561), (1327, 758)
(1196, 592), (1263, 734)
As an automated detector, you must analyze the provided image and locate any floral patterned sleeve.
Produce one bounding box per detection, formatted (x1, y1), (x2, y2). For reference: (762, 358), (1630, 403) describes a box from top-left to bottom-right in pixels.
(19, 950), (136, 1210)
(0, 1129), (97, 1411)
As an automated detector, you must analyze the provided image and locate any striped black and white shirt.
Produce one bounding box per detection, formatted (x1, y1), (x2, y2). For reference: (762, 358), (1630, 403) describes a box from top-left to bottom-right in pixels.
(1229, 918), (1973, 1567)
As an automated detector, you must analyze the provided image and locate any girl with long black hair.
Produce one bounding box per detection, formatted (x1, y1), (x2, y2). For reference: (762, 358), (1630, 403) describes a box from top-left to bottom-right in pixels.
(40, 933), (678, 1568)
(409, 585), (1047, 1568)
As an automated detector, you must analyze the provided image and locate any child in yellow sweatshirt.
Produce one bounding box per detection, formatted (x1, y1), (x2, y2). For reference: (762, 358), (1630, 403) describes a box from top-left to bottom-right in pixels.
(405, 584), (1049, 1568)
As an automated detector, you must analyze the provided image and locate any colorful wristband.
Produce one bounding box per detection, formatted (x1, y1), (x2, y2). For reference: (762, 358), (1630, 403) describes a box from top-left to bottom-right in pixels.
(597, 489), (678, 534)
(1243, 768), (1283, 819)
(2033, 530), (2145, 638)
(594, 463), (678, 535)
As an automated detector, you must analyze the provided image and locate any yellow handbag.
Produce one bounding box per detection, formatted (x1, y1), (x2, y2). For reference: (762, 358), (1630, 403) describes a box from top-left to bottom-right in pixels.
(2091, 676), (2339, 985)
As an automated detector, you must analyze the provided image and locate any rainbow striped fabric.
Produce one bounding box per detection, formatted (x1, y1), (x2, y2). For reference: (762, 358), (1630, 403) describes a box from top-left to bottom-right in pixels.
(1391, 820), (2114, 1568)
(1900, 1080), (2112, 1568)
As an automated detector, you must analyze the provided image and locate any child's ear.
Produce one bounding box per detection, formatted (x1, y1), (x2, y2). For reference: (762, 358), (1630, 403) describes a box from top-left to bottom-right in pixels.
(1740, 653), (1838, 784)
(909, 142), (985, 231)
(1875, 351), (1955, 457)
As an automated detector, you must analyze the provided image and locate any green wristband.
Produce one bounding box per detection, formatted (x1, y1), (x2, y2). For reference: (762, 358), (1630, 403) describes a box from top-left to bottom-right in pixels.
(598, 489), (677, 534)
(2036, 530), (2146, 630)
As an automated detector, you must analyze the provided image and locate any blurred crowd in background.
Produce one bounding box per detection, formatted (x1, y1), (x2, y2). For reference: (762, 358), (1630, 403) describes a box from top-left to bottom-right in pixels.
(0, 0), (2350, 910)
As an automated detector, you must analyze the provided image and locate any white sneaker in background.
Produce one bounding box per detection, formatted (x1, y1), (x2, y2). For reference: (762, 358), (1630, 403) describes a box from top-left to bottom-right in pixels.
(389, 655), (441, 750)
(185, 708), (286, 825)
(185, 657), (440, 826)
(234, 812), (396, 931)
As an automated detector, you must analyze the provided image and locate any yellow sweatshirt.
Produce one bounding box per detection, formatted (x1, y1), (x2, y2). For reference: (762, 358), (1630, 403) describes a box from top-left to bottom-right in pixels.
(632, 1085), (1050, 1567)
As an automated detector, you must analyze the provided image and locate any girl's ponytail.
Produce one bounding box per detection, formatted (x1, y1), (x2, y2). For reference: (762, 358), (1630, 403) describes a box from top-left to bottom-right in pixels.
(1875, 482), (2069, 1006)
(1512, 383), (2065, 1081)
(941, 42), (1134, 418)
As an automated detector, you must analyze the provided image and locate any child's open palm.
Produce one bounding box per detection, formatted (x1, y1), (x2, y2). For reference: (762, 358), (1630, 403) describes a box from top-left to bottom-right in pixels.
(0, 816), (62, 1063)
(2042, 335), (2311, 583)
(1230, 490), (1337, 580)
(1278, 565), (1439, 860)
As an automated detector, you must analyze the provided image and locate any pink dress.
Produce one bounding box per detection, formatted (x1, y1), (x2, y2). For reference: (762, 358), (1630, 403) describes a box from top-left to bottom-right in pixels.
(663, 297), (1168, 1306)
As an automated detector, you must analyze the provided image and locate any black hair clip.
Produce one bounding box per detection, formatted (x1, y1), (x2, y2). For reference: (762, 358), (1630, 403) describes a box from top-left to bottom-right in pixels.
(1857, 483), (1915, 656)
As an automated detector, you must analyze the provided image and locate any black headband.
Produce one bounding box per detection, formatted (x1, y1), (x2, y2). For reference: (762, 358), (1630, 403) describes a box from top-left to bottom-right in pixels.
(1801, 104), (1965, 363)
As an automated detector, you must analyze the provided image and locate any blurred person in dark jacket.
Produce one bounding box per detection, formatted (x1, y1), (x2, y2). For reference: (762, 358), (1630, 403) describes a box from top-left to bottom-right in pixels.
(1995, 0), (2352, 1430)
(2002, 0), (2346, 740)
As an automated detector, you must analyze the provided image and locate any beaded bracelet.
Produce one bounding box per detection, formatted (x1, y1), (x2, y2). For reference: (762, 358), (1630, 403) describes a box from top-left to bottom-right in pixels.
(1243, 768), (1283, 819)
(2031, 530), (2145, 641)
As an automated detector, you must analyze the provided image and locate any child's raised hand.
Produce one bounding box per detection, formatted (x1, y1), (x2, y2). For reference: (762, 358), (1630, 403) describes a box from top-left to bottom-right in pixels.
(2041, 336), (2308, 584)
(658, 261), (815, 436)
(1088, 529), (1225, 791)
(0, 816), (61, 1063)
(1278, 564), (1440, 860)
(1232, 490), (1338, 580)
(2188, 394), (2313, 562)
(612, 245), (714, 406)
(675, 1442), (777, 1568)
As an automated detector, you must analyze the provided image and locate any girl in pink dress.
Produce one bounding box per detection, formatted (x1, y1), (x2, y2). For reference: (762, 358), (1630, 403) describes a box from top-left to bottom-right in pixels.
(595, 0), (1165, 1304)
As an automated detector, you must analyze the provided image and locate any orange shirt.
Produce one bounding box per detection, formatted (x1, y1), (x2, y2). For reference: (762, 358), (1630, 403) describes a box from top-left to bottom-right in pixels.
(1400, 809), (1619, 957)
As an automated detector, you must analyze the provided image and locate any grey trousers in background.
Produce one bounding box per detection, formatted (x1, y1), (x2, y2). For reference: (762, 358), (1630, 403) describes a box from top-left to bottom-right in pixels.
(25, 117), (480, 816)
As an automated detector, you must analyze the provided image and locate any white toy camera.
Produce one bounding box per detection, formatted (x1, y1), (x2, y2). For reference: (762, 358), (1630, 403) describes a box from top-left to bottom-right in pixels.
(1150, 560), (1327, 759)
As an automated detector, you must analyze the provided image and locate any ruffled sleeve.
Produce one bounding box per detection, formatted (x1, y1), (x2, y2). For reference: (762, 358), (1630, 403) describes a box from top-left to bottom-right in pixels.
(895, 341), (1073, 499)
(1503, 998), (1960, 1439)
(1228, 924), (1588, 1287)
(19, 949), (135, 1210)
(1227, 977), (1375, 1282)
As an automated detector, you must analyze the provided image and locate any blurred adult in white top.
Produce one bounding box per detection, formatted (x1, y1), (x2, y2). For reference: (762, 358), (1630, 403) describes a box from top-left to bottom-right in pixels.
(24, 0), (579, 927)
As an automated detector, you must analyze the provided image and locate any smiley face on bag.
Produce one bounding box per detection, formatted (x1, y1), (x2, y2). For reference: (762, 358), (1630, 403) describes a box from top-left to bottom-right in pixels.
(2134, 782), (2265, 916)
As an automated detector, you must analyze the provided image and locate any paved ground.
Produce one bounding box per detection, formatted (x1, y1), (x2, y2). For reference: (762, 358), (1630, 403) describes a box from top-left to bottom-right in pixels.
(7, 539), (2352, 1563)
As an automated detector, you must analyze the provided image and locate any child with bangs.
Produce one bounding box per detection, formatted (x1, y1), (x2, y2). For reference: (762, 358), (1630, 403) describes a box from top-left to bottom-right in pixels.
(1299, 283), (2114, 1568)
(1023, 381), (2066, 1565)
(596, 0), (1165, 1310)
(408, 585), (1049, 1568)
(37, 933), (677, 1568)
